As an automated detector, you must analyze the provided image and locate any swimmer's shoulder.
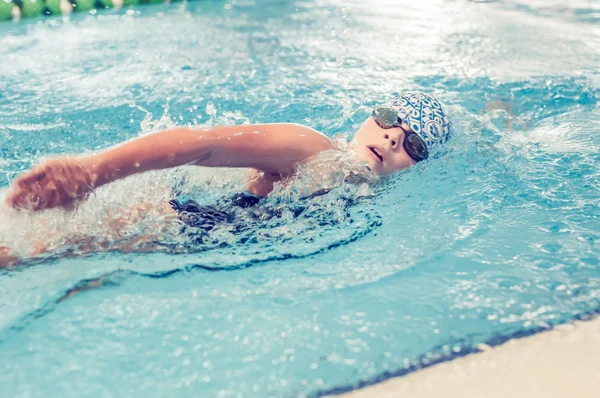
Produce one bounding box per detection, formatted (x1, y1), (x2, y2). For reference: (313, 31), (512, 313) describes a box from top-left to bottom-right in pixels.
(226, 122), (335, 165)
(187, 123), (334, 174)
(271, 123), (335, 161)
(262, 123), (333, 149)
(188, 122), (332, 151)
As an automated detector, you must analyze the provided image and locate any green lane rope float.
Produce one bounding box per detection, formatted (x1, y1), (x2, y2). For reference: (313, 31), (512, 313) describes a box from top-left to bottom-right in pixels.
(0, 0), (15, 21)
(0, 0), (184, 21)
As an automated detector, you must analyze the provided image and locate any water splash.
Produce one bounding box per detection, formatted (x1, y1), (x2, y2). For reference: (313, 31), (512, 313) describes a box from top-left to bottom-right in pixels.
(130, 98), (178, 134)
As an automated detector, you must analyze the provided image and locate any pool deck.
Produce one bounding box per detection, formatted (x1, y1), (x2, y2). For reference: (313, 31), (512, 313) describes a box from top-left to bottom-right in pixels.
(334, 316), (600, 398)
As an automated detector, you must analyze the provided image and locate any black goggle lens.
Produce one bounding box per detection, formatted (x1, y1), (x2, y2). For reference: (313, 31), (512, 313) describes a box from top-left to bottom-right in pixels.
(405, 133), (428, 161)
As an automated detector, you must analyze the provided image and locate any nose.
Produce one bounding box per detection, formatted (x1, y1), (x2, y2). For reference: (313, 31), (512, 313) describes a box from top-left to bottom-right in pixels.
(383, 131), (400, 149)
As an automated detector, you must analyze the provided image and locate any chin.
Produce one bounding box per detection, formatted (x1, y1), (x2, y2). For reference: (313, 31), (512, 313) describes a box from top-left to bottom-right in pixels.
(368, 163), (384, 175)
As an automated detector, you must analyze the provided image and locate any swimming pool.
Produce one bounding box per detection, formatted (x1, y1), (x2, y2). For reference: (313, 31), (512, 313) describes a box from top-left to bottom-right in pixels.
(0, 0), (599, 396)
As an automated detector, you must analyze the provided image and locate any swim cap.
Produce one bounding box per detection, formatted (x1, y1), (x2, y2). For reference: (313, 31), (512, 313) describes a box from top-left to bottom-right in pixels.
(385, 92), (451, 152)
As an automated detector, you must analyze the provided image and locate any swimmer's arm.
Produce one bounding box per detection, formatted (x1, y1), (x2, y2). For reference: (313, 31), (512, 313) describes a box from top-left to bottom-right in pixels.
(5, 124), (331, 211)
(90, 124), (332, 188)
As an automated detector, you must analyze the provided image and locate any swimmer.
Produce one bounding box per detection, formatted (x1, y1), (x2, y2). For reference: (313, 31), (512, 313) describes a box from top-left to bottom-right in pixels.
(0, 92), (451, 267)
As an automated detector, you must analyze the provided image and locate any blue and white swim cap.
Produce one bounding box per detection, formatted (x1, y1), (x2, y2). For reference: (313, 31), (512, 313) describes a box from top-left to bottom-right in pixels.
(385, 91), (451, 151)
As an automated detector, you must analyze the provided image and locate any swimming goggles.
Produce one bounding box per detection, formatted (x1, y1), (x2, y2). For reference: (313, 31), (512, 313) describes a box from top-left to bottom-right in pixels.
(372, 107), (429, 162)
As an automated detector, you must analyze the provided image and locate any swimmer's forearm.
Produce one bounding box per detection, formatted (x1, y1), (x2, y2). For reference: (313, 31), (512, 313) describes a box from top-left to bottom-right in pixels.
(87, 127), (213, 187)
(88, 124), (332, 187)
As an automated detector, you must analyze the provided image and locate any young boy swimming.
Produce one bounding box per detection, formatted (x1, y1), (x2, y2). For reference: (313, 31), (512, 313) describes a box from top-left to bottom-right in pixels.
(0, 91), (451, 266)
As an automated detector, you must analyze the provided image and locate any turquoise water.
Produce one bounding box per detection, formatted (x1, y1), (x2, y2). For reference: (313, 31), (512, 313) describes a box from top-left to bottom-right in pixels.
(1, 0), (600, 396)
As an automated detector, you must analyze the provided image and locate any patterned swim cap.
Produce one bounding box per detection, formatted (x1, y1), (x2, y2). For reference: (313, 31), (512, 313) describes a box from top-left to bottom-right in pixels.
(385, 92), (451, 151)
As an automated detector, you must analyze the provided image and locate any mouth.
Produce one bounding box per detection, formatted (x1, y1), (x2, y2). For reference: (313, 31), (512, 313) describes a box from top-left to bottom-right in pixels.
(368, 146), (383, 163)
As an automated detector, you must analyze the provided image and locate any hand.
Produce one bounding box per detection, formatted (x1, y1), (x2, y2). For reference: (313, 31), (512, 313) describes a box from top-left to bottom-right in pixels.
(6, 157), (96, 211)
(0, 246), (19, 268)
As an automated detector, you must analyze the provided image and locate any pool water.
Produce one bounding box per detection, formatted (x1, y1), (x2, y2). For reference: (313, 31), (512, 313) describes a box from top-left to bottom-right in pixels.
(1, 0), (599, 396)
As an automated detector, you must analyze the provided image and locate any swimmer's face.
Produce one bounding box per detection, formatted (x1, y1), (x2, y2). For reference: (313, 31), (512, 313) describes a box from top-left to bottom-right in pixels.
(351, 116), (417, 175)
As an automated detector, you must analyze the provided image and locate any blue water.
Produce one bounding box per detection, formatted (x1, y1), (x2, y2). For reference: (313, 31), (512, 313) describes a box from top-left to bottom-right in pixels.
(1, 0), (600, 396)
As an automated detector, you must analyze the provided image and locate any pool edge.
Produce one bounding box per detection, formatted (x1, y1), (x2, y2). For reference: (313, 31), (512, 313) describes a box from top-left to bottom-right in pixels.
(329, 315), (600, 398)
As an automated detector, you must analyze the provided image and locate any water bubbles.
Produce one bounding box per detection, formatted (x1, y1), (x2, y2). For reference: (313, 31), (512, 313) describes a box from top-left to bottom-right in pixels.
(139, 112), (154, 133)
(132, 100), (178, 134)
(335, 49), (347, 67)
(206, 102), (217, 117)
(220, 110), (250, 125)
